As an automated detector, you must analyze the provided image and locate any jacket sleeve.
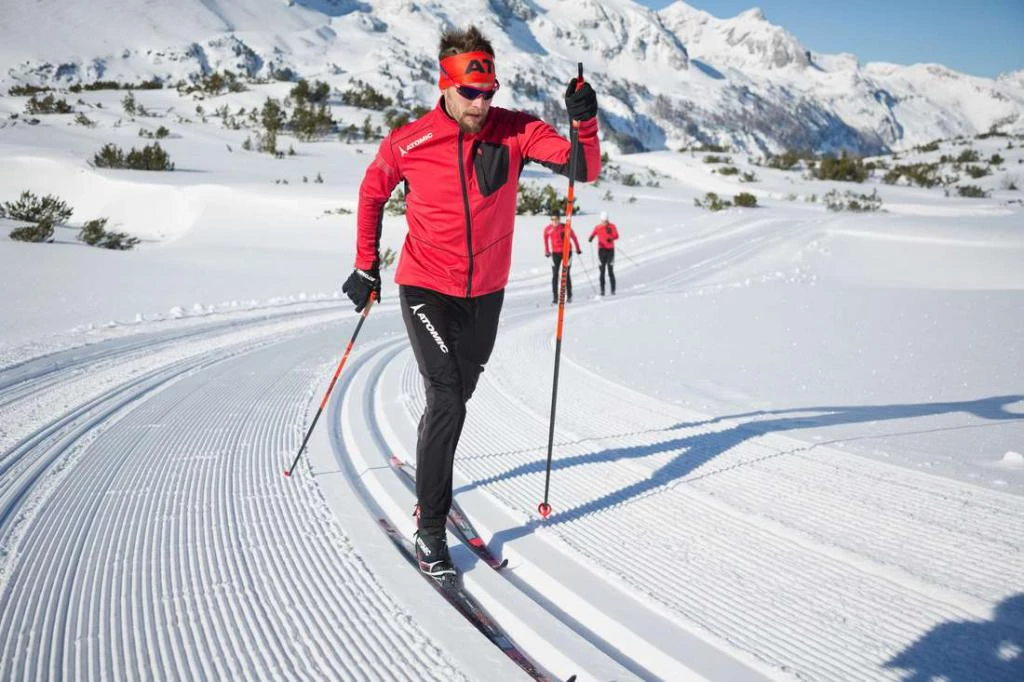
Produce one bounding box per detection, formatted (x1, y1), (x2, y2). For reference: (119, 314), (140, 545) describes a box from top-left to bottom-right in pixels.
(543, 225), (551, 254)
(611, 224), (619, 241)
(570, 229), (581, 251)
(355, 136), (401, 269)
(520, 116), (601, 183)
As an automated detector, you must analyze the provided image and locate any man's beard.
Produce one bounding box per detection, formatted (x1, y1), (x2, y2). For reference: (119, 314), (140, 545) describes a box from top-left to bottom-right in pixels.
(458, 109), (487, 134)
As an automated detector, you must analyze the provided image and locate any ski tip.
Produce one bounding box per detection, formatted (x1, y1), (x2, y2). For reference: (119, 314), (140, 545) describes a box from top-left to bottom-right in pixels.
(566, 675), (578, 682)
(538, 502), (552, 519)
(499, 558), (509, 569)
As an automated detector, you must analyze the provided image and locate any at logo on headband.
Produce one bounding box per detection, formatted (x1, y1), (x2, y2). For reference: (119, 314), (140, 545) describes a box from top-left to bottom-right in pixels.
(439, 51), (497, 90)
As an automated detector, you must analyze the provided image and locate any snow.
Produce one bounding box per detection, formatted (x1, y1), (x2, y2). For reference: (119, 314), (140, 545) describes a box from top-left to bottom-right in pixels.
(2, 2), (1024, 681)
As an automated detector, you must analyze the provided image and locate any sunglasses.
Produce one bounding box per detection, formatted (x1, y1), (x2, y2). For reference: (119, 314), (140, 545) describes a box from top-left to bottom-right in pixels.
(455, 80), (499, 101)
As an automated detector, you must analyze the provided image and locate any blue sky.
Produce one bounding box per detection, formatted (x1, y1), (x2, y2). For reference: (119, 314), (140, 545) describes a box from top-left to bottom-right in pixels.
(637, 1), (1023, 78)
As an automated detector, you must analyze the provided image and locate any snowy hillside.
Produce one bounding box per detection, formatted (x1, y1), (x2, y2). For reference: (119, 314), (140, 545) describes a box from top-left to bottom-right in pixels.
(2, 0), (1022, 154)
(2, 2), (1024, 680)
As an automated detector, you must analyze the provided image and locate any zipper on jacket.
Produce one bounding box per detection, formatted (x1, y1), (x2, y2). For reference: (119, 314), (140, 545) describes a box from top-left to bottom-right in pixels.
(457, 131), (474, 297)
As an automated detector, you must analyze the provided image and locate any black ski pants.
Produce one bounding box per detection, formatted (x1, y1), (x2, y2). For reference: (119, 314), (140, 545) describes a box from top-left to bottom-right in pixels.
(550, 252), (573, 301)
(598, 247), (615, 294)
(400, 284), (504, 534)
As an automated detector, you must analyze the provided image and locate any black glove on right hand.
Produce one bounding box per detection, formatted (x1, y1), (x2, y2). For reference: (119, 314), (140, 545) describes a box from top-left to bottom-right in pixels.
(564, 78), (597, 122)
(342, 264), (380, 312)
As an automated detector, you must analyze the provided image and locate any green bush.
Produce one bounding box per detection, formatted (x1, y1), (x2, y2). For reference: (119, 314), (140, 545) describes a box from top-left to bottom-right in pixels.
(1, 190), (73, 224)
(694, 192), (731, 211)
(740, 171), (758, 183)
(989, 153), (1005, 166)
(93, 142), (174, 170)
(516, 183), (576, 215)
(341, 80), (393, 110)
(733, 192), (758, 208)
(717, 166), (739, 176)
(25, 94), (73, 114)
(956, 185), (988, 198)
(914, 140), (941, 153)
(8, 84), (49, 96)
(290, 79), (330, 105)
(384, 188), (407, 215)
(703, 155), (731, 164)
(290, 102), (334, 141)
(77, 218), (140, 250)
(813, 154), (868, 183)
(883, 163), (941, 188)
(9, 221), (55, 243)
(766, 150), (805, 170)
(956, 148), (980, 163)
(964, 165), (990, 179)
(823, 189), (882, 212)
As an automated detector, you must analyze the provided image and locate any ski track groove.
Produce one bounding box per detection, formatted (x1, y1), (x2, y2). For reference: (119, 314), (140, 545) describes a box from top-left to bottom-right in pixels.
(385, 301), (1022, 681)
(0, 314), (466, 681)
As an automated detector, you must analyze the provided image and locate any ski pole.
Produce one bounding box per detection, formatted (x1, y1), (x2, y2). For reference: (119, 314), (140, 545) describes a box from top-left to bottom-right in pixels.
(539, 63), (584, 519)
(577, 246), (598, 296)
(284, 292), (376, 478)
(615, 243), (641, 269)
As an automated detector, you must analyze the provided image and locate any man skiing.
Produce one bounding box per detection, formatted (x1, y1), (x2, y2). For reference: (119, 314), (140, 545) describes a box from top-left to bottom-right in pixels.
(543, 210), (582, 304)
(588, 210), (619, 295)
(343, 25), (601, 582)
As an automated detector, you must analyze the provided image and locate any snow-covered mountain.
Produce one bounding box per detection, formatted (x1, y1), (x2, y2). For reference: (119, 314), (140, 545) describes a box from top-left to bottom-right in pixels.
(2, 0), (1022, 155)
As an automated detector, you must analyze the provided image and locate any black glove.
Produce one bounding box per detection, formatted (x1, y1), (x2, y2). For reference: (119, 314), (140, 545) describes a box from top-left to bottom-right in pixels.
(564, 79), (597, 122)
(342, 264), (380, 312)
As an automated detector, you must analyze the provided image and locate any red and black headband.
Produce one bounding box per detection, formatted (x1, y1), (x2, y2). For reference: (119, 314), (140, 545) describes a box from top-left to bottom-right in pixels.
(438, 51), (497, 90)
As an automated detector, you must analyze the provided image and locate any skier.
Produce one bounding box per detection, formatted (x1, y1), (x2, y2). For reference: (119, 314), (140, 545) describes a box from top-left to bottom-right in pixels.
(343, 25), (600, 582)
(543, 210), (581, 304)
(588, 210), (619, 295)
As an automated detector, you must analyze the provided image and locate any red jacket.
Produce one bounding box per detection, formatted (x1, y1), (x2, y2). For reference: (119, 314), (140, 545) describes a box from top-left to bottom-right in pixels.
(543, 222), (580, 255)
(356, 100), (601, 297)
(589, 222), (619, 249)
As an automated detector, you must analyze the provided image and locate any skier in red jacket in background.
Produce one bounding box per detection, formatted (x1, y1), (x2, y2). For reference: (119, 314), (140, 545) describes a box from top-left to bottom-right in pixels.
(543, 210), (581, 303)
(588, 210), (619, 295)
(343, 24), (601, 583)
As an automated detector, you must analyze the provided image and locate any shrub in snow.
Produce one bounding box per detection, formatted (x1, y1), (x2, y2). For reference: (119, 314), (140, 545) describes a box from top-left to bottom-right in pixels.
(380, 247), (396, 270)
(341, 79), (393, 111)
(384, 188), (407, 215)
(1, 190), (73, 225)
(694, 192), (731, 211)
(813, 154), (868, 183)
(289, 102), (334, 141)
(74, 112), (96, 127)
(77, 217), (140, 250)
(883, 163), (941, 188)
(25, 94), (73, 114)
(956, 185), (988, 198)
(766, 150), (805, 170)
(93, 142), (174, 171)
(9, 221), (54, 243)
(8, 84), (49, 96)
(734, 192), (758, 208)
(290, 79), (330, 105)
(964, 165), (990, 179)
(717, 166), (740, 176)
(824, 188), (882, 212)
(516, 183), (576, 215)
(956, 148), (980, 163)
